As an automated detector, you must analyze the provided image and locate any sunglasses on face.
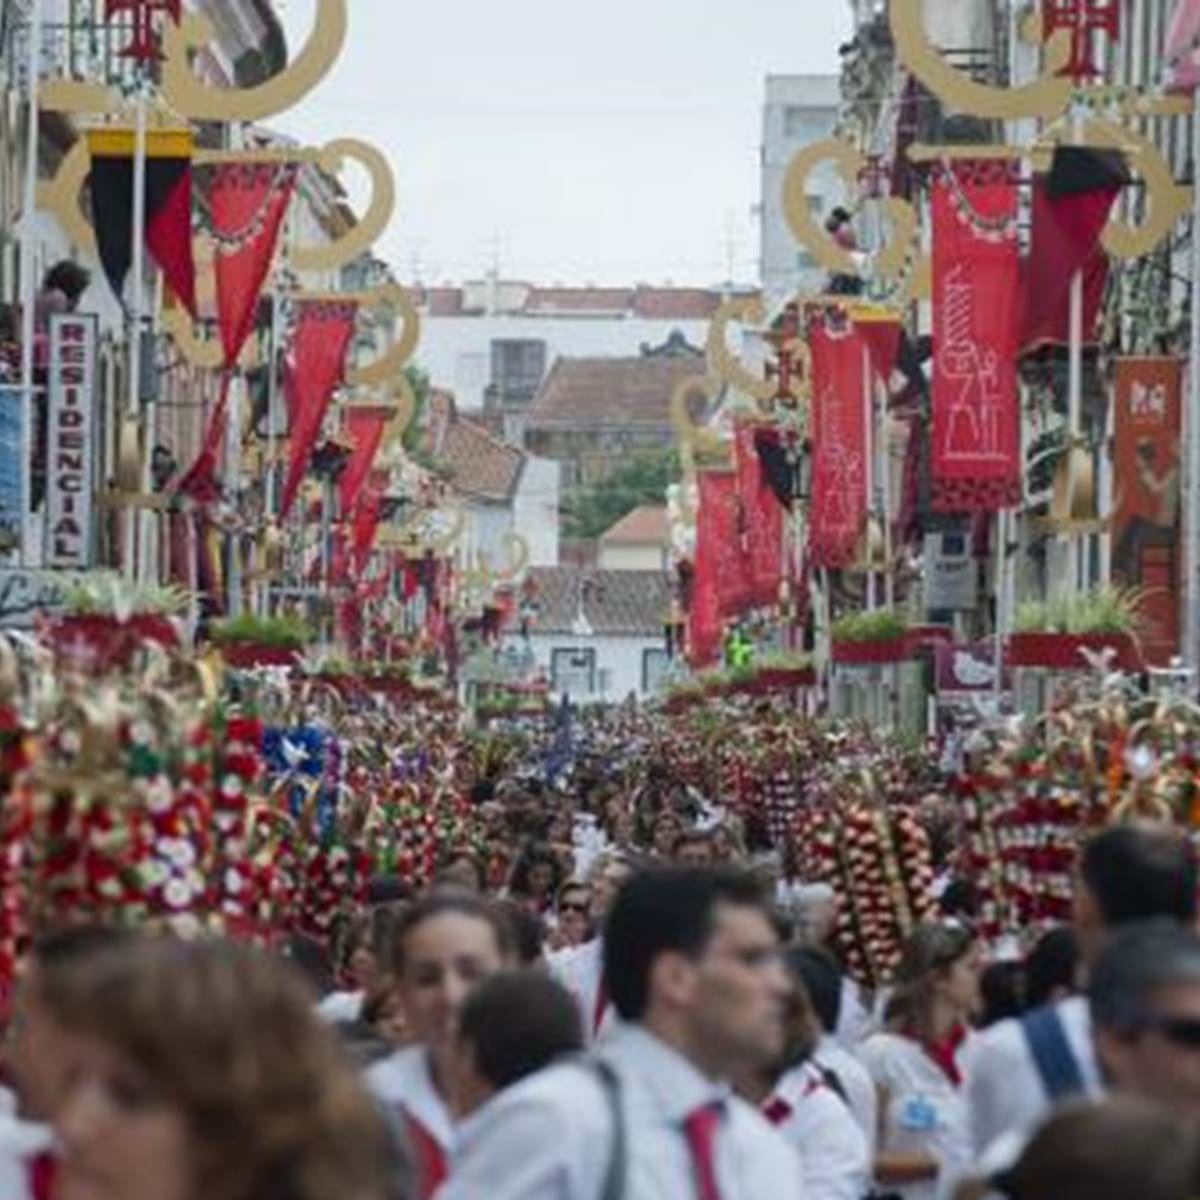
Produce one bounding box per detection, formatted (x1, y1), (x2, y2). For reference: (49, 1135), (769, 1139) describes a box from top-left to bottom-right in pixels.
(1140, 1014), (1200, 1049)
(560, 901), (589, 915)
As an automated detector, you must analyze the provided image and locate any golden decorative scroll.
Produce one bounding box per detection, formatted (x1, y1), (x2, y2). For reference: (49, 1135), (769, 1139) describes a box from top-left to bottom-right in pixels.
(706, 295), (775, 403)
(670, 374), (726, 460)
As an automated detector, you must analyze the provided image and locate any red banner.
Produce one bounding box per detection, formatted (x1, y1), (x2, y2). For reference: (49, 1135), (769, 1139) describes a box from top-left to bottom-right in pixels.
(339, 405), (391, 517)
(735, 420), (784, 608)
(352, 469), (389, 574)
(1112, 357), (1183, 665)
(808, 314), (867, 569)
(689, 471), (739, 667)
(211, 163), (296, 369)
(281, 301), (357, 517)
(930, 163), (1021, 511)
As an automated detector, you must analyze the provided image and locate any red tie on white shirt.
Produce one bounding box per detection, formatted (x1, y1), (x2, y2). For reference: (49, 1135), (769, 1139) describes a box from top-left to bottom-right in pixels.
(762, 1096), (792, 1126)
(593, 974), (609, 1035)
(684, 1103), (724, 1200)
(28, 1151), (56, 1200)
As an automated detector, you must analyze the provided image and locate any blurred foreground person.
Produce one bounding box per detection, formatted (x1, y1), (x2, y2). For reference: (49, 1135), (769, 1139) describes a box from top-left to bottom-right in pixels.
(442, 867), (804, 1200)
(733, 950), (869, 1200)
(450, 970), (583, 1119)
(43, 937), (401, 1200)
(366, 892), (513, 1199)
(983, 1098), (1200, 1200)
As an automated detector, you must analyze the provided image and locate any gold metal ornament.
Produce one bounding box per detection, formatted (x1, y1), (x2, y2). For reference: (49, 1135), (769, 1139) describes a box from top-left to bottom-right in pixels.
(346, 285), (421, 388)
(496, 533), (530, 583)
(706, 295), (775, 404)
(781, 140), (930, 302)
(670, 374), (726, 460)
(161, 0), (348, 122)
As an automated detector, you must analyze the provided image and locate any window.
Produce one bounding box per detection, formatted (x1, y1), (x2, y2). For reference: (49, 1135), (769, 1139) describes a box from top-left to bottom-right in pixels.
(642, 649), (670, 694)
(491, 339), (547, 405)
(551, 648), (596, 698)
(783, 106), (828, 143)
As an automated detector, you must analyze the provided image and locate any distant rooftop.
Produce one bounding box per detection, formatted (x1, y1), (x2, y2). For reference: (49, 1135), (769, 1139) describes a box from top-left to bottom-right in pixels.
(600, 506), (670, 546)
(410, 282), (740, 322)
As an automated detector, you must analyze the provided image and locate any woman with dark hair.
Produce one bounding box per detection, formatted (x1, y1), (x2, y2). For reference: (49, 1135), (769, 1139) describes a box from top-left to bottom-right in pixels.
(505, 842), (562, 915)
(43, 937), (401, 1200)
(366, 891), (513, 1200)
(860, 923), (982, 1200)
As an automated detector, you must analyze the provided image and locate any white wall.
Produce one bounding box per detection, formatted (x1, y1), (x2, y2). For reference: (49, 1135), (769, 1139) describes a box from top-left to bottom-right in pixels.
(760, 75), (843, 307)
(505, 631), (669, 702)
(514, 454), (559, 567)
(598, 543), (665, 572)
(415, 314), (712, 412)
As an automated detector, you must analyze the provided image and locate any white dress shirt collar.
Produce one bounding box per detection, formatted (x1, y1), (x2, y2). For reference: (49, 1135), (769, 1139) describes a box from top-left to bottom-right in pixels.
(603, 1023), (728, 1125)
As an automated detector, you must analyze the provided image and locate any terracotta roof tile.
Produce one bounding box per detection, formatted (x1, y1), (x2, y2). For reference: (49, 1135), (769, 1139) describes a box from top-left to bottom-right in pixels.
(427, 397), (524, 502)
(631, 287), (725, 320)
(526, 287), (632, 312)
(599, 505), (670, 545)
(527, 356), (706, 430)
(518, 567), (668, 636)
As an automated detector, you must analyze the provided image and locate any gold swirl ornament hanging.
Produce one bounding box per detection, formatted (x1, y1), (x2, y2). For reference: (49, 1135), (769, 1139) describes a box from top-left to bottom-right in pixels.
(782, 140), (930, 303)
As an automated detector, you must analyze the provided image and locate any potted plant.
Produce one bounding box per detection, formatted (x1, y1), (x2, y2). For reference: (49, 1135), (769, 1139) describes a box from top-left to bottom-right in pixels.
(831, 611), (908, 664)
(212, 613), (313, 669)
(756, 652), (817, 690)
(44, 576), (190, 670)
(1009, 587), (1145, 671)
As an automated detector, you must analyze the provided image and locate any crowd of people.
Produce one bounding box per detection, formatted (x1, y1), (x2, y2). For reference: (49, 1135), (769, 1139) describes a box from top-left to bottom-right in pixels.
(1, 714), (1199, 1200)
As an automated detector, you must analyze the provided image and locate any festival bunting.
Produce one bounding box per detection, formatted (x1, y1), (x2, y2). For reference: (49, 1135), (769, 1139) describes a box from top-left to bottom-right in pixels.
(1112, 357), (1183, 665)
(735, 420), (784, 609)
(351, 469), (389, 574)
(808, 312), (867, 568)
(929, 161), (1022, 512)
(86, 128), (197, 316)
(689, 470), (739, 667)
(281, 301), (357, 518)
(339, 405), (392, 518)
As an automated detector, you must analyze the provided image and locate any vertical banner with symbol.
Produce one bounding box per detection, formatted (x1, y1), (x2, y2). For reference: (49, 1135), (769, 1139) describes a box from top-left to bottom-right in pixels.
(930, 162), (1022, 512)
(46, 314), (98, 569)
(1112, 357), (1183, 665)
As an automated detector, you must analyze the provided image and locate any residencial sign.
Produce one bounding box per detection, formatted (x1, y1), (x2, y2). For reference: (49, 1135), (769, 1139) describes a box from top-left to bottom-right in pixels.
(46, 313), (98, 568)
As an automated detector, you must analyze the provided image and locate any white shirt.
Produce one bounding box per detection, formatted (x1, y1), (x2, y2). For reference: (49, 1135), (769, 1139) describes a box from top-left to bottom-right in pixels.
(547, 938), (617, 1044)
(316, 989), (365, 1024)
(814, 1034), (878, 1156)
(765, 1063), (869, 1200)
(859, 1031), (973, 1200)
(835, 978), (872, 1046)
(963, 996), (1101, 1160)
(366, 1044), (456, 1159)
(440, 1024), (806, 1200)
(0, 1115), (52, 1200)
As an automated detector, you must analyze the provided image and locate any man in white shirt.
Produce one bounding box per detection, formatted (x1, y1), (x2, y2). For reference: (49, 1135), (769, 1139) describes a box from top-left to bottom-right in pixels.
(441, 866), (806, 1200)
(548, 852), (634, 1043)
(966, 823), (1197, 1163)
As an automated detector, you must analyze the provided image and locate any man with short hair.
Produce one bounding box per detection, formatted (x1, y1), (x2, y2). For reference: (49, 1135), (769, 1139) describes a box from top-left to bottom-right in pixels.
(1088, 920), (1200, 1117)
(966, 822), (1198, 1160)
(674, 830), (715, 869)
(442, 867), (805, 1200)
(450, 970), (584, 1119)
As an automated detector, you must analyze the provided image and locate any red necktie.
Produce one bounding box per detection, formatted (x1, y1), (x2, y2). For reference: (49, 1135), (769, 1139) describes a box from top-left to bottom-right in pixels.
(403, 1113), (447, 1200)
(593, 975), (609, 1036)
(684, 1103), (724, 1200)
(762, 1096), (792, 1126)
(29, 1152), (56, 1200)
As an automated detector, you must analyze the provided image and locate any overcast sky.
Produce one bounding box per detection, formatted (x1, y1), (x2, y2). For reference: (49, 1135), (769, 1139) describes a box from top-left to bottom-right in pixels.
(273, 1), (850, 288)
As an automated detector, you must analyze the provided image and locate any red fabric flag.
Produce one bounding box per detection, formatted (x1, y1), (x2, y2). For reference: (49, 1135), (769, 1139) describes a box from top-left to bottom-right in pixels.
(808, 314), (868, 568)
(1020, 178), (1117, 354)
(930, 162), (1022, 512)
(735, 420), (784, 609)
(281, 301), (357, 518)
(339, 405), (391, 517)
(688, 471), (739, 667)
(211, 163), (297, 369)
(351, 469), (388, 573)
(853, 315), (902, 386)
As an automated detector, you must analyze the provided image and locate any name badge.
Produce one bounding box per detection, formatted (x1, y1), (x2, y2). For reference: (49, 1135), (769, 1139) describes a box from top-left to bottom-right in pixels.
(900, 1096), (937, 1131)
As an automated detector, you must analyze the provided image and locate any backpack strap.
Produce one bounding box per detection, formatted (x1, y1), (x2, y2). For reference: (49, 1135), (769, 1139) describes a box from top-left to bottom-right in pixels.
(582, 1058), (626, 1200)
(1020, 1005), (1085, 1102)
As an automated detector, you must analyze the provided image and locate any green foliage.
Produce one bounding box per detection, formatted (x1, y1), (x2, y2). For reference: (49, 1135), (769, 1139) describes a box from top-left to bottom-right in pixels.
(831, 610), (908, 643)
(1014, 585), (1146, 635)
(211, 613), (314, 649)
(402, 363), (435, 465)
(562, 447), (682, 540)
(65, 573), (192, 616)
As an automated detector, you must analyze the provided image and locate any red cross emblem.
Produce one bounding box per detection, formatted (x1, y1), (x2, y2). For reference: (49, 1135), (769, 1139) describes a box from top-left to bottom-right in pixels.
(1042, 0), (1120, 81)
(104, 0), (182, 62)
(764, 303), (806, 408)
